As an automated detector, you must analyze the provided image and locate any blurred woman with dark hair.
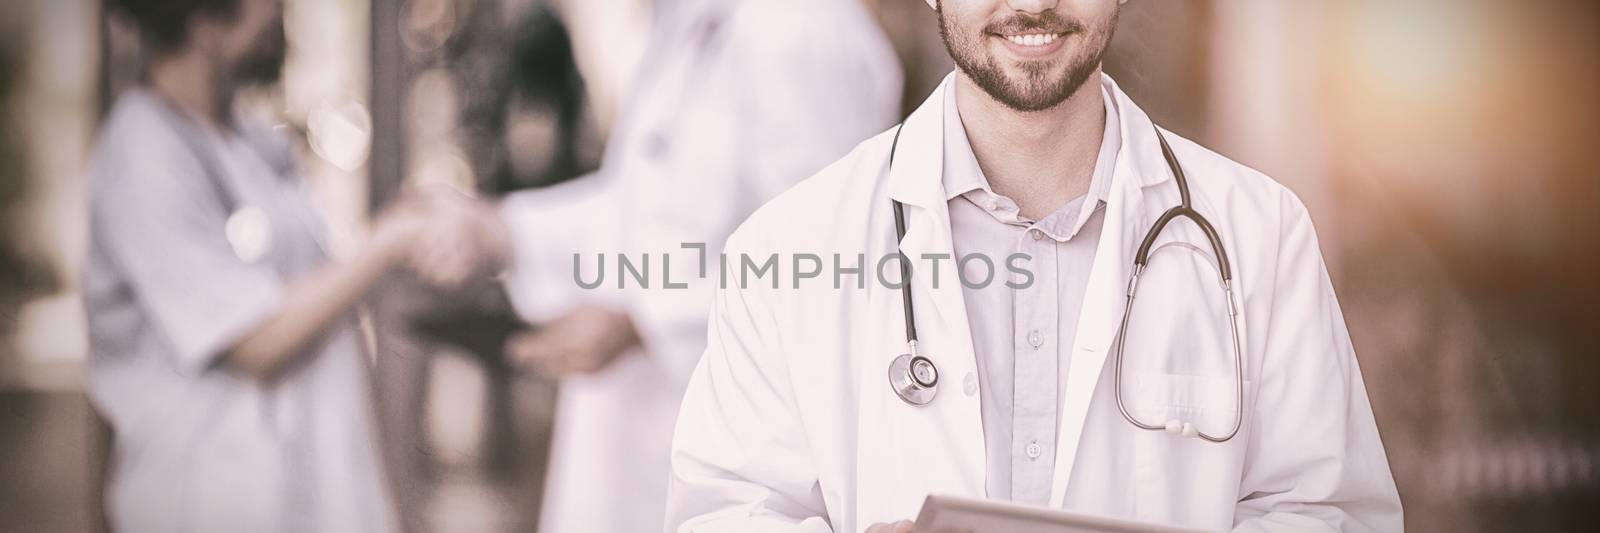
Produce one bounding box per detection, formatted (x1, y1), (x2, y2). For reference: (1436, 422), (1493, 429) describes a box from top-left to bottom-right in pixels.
(84, 1), (459, 531)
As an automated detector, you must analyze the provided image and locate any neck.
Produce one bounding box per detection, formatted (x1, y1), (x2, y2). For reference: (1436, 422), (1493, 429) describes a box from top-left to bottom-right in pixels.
(954, 69), (1106, 220)
(149, 50), (228, 130)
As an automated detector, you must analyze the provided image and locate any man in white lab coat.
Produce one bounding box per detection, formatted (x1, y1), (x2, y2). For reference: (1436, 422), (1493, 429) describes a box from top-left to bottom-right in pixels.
(666, 1), (1403, 532)
(444, 1), (903, 532)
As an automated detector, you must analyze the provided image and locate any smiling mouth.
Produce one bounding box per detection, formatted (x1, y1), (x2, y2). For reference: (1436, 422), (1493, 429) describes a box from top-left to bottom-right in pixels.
(1001, 32), (1063, 47)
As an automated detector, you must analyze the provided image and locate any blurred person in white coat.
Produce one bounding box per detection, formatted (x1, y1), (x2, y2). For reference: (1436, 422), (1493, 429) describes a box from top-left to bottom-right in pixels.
(665, 0), (1403, 532)
(429, 0), (903, 531)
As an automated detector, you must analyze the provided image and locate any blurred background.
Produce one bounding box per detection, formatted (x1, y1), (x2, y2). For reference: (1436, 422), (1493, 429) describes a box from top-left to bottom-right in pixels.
(1, 0), (1597, 531)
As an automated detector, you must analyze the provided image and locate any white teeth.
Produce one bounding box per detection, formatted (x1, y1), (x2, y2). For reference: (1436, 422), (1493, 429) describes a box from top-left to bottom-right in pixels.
(1004, 33), (1060, 47)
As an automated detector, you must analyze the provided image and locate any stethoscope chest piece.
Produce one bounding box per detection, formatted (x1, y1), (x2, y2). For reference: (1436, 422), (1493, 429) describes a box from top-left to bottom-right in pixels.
(225, 205), (273, 264)
(888, 352), (938, 406)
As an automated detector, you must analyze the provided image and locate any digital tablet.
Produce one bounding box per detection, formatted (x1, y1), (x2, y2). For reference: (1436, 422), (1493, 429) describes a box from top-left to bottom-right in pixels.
(912, 494), (1205, 533)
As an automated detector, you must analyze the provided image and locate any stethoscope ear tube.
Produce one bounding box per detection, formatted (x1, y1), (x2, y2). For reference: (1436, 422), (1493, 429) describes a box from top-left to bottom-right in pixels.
(892, 199), (919, 345)
(1112, 279), (1246, 443)
(888, 124), (920, 348)
(1114, 127), (1245, 443)
(1141, 129), (1232, 281)
(1133, 207), (1233, 282)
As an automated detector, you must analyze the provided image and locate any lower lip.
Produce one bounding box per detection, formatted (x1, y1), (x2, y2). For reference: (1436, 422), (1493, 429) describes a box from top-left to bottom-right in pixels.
(994, 34), (1067, 59)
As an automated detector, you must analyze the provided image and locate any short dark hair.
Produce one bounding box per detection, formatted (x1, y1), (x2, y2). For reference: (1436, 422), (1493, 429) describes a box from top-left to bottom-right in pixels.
(109, 0), (242, 54)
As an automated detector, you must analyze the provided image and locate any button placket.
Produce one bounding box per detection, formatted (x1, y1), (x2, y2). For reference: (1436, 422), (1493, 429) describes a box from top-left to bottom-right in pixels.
(1010, 229), (1061, 501)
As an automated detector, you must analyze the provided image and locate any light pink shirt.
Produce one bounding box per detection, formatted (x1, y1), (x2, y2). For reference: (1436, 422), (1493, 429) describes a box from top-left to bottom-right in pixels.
(943, 78), (1122, 504)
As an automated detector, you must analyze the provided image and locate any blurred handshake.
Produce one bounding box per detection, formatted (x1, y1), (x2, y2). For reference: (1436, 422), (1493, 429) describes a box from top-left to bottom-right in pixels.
(369, 184), (640, 376)
(369, 183), (511, 289)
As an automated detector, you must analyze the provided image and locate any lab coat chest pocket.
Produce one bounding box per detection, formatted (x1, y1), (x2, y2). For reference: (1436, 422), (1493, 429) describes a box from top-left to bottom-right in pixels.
(1126, 372), (1252, 527)
(1117, 241), (1253, 526)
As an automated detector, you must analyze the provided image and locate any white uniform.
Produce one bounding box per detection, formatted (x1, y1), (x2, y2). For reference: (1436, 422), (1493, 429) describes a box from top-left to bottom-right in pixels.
(84, 90), (396, 533)
(498, 1), (902, 532)
(666, 74), (1404, 532)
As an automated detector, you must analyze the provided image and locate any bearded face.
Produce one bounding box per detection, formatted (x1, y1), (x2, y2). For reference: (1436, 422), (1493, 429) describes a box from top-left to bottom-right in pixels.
(231, 14), (285, 86)
(936, 0), (1120, 112)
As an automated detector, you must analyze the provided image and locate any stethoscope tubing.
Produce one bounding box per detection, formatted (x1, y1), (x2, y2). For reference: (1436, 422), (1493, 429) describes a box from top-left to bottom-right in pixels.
(1114, 127), (1244, 442)
(884, 120), (1245, 443)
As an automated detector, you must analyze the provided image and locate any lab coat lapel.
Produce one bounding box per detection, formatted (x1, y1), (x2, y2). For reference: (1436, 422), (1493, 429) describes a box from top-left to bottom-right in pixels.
(857, 79), (986, 525)
(1048, 78), (1174, 507)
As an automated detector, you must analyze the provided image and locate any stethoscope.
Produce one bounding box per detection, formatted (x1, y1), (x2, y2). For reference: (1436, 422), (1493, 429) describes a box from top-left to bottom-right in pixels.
(151, 93), (331, 264)
(884, 122), (1245, 443)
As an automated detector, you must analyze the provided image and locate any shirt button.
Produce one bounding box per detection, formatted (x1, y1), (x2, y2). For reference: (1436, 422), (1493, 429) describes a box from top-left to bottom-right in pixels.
(1028, 330), (1043, 348)
(963, 372), (978, 397)
(1030, 228), (1045, 240)
(1026, 441), (1042, 459)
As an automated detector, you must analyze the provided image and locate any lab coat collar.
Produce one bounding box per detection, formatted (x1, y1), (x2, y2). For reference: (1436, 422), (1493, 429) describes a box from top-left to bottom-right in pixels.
(885, 77), (948, 210)
(1104, 74), (1177, 190)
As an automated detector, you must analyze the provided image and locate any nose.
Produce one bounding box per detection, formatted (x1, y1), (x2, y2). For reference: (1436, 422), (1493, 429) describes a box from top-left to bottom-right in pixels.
(1006, 0), (1061, 13)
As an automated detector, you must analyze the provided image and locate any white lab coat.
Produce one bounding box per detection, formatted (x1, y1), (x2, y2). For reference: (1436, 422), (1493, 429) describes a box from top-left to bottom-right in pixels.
(666, 74), (1403, 533)
(499, 1), (902, 532)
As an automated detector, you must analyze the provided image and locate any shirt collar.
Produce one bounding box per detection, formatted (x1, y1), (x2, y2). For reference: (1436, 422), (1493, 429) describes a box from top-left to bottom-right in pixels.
(940, 74), (1124, 238)
(941, 81), (990, 202)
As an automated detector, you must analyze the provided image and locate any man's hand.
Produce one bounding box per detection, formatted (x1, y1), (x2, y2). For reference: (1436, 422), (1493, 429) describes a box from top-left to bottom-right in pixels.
(401, 182), (511, 288)
(506, 305), (640, 377)
(368, 191), (430, 263)
(863, 521), (914, 533)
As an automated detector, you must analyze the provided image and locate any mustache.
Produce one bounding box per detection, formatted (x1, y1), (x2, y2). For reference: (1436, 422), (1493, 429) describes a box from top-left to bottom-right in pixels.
(984, 11), (1085, 36)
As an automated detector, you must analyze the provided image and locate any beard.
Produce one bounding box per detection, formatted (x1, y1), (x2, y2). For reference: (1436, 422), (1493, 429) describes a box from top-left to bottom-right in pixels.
(232, 20), (287, 87)
(938, 6), (1116, 112)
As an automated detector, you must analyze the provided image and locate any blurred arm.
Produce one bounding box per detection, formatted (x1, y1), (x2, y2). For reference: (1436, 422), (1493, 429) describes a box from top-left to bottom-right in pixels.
(92, 131), (420, 380)
(223, 207), (419, 378)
